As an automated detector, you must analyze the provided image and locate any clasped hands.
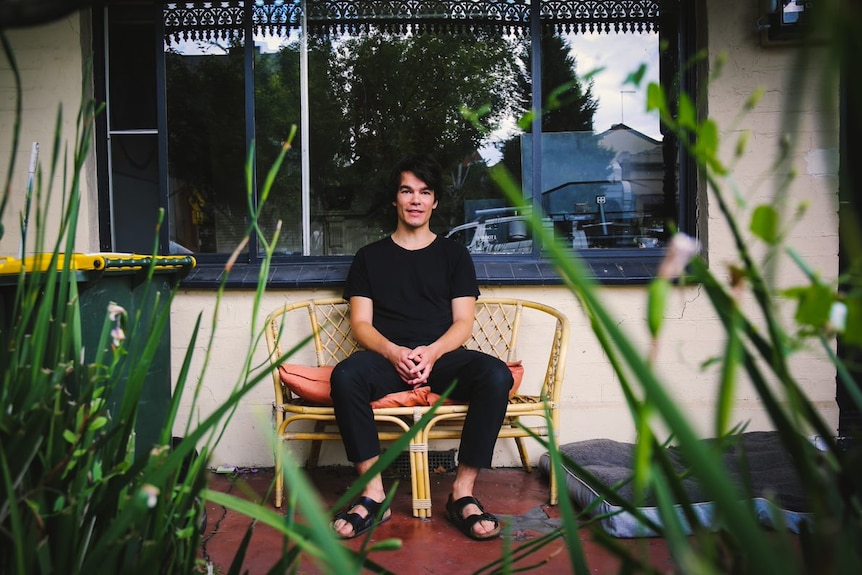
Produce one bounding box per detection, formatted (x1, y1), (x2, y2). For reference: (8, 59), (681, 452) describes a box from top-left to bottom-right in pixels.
(393, 345), (438, 387)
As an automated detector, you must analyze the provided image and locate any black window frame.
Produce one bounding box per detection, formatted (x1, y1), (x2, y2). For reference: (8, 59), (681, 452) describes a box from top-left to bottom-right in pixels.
(94, 0), (701, 288)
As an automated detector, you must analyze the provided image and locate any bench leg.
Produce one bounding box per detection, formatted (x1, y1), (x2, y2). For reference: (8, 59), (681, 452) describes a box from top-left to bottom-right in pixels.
(306, 423), (326, 468)
(410, 437), (432, 518)
(514, 435), (558, 506)
(514, 436), (533, 473)
(274, 441), (284, 508)
(410, 408), (432, 518)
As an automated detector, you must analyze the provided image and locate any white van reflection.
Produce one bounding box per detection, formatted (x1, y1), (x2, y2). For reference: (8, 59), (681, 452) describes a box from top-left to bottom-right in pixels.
(445, 208), (533, 254)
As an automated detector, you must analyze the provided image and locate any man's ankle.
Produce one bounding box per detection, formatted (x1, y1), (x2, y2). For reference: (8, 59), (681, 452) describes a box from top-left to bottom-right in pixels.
(360, 490), (385, 504)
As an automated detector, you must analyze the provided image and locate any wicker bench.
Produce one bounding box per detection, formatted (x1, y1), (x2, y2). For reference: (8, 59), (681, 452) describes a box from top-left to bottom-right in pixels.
(265, 297), (569, 518)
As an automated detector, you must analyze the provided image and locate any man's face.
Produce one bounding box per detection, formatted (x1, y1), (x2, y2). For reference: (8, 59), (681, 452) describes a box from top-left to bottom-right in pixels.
(393, 171), (438, 230)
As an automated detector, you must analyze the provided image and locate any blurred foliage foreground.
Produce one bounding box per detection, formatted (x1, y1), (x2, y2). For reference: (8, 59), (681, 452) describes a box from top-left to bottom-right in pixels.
(4, 3), (862, 573)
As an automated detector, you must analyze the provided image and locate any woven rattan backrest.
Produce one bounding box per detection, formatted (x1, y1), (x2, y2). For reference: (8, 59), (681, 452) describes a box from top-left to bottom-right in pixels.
(468, 297), (569, 403)
(265, 298), (357, 371)
(466, 299), (520, 362)
(267, 296), (569, 402)
(306, 300), (523, 365)
(307, 300), (359, 366)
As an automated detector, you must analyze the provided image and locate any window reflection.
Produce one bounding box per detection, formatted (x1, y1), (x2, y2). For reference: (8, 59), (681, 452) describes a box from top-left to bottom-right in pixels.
(546, 31), (666, 250)
(522, 129), (665, 251)
(160, 2), (670, 257)
(446, 207), (533, 255)
(165, 37), (247, 255)
(254, 31), (303, 255)
(450, 31), (666, 254)
(251, 28), (526, 256)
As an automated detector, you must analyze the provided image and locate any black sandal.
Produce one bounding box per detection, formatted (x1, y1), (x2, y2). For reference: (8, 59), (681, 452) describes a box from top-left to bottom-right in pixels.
(331, 496), (391, 540)
(445, 494), (502, 541)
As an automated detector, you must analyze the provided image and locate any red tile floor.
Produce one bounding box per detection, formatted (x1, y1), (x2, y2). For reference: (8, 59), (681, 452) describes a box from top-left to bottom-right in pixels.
(201, 466), (677, 574)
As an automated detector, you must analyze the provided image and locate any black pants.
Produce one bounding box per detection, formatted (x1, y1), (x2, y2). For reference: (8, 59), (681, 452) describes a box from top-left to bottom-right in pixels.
(329, 348), (513, 468)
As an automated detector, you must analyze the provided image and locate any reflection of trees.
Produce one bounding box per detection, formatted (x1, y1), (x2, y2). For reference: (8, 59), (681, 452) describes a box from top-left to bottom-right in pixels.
(254, 43), (308, 252)
(534, 35), (599, 132)
(251, 31), (522, 241)
(165, 31), (610, 252)
(166, 45), (248, 252)
(326, 32), (521, 232)
(500, 35), (612, 187)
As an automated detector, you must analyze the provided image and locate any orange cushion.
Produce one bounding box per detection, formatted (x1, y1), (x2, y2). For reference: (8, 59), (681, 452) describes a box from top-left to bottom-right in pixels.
(278, 360), (525, 407)
(278, 364), (335, 405)
(508, 360), (524, 395)
(370, 386), (444, 408)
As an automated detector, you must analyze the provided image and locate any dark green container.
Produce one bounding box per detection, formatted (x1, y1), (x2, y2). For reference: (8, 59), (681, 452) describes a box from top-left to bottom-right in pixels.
(0, 253), (195, 457)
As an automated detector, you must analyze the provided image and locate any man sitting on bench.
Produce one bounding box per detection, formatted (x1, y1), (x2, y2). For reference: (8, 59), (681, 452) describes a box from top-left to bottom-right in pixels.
(329, 153), (513, 541)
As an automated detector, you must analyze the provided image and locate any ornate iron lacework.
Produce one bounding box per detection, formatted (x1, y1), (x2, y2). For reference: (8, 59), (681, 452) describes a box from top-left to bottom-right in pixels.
(164, 1), (245, 45)
(164, 1), (659, 44)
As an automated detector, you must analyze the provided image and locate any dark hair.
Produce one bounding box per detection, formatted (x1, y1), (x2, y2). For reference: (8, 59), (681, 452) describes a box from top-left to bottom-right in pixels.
(389, 154), (443, 200)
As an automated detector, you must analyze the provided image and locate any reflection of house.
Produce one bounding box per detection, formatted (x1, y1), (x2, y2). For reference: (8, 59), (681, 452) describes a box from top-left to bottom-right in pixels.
(520, 128), (666, 248)
(598, 123), (666, 222)
(598, 123), (661, 156)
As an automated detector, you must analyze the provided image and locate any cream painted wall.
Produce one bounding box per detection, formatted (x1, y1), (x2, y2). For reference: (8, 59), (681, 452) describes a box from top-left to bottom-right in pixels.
(706, 3), (839, 285)
(172, 278), (838, 471)
(0, 3), (841, 472)
(0, 13), (99, 257)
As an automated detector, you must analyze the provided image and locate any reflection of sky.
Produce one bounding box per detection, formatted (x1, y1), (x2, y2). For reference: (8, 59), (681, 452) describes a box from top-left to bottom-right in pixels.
(567, 32), (661, 140)
(167, 39), (231, 55)
(481, 31), (661, 164)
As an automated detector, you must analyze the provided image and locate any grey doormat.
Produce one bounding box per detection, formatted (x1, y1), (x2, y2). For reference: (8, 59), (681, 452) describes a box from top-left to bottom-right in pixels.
(538, 431), (812, 538)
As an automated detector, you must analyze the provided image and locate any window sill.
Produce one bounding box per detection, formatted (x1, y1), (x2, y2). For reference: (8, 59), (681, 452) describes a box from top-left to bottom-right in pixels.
(179, 251), (665, 289)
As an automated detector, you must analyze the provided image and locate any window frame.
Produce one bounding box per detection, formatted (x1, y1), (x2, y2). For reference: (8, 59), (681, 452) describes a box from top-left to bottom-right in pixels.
(95, 0), (700, 287)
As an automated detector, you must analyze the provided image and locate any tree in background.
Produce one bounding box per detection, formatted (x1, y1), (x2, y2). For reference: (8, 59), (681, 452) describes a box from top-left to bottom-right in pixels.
(328, 31), (521, 231)
(500, 34), (610, 188)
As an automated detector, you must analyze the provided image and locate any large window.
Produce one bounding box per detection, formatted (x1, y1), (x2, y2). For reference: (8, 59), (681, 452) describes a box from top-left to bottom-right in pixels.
(99, 1), (695, 284)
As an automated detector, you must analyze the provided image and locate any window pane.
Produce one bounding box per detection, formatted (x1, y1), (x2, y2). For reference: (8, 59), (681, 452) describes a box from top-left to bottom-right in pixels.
(164, 27), (248, 255)
(254, 30), (304, 255)
(530, 31), (667, 251)
(108, 5), (157, 131)
(303, 29), (527, 256)
(111, 134), (161, 253)
(154, 2), (674, 262)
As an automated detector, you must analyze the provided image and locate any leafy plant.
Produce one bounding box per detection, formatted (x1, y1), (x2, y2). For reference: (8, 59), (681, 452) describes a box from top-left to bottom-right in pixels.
(0, 34), (225, 572)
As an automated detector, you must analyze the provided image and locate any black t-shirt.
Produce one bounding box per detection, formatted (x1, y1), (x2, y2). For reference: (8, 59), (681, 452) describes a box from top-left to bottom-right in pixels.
(343, 235), (480, 347)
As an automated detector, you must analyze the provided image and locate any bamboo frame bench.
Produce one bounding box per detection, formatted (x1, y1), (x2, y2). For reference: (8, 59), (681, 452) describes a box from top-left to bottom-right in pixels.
(265, 297), (569, 518)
